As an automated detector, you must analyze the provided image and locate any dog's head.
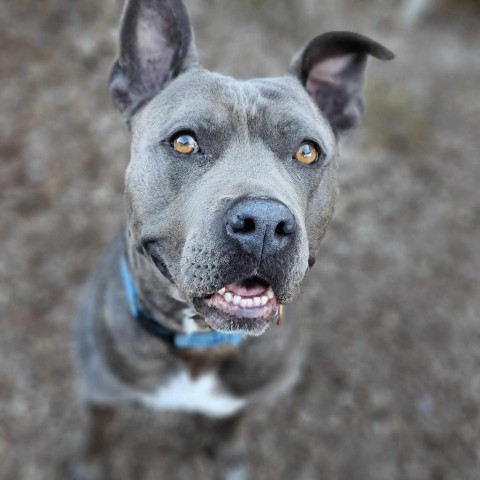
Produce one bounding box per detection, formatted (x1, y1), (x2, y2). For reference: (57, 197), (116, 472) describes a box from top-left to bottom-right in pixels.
(109, 0), (393, 335)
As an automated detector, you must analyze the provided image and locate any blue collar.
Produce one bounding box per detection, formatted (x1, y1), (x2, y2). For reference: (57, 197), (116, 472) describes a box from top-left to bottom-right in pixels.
(120, 256), (246, 349)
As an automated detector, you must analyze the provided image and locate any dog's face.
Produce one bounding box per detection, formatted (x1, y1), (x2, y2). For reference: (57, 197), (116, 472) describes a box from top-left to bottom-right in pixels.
(126, 72), (337, 334)
(109, 0), (393, 335)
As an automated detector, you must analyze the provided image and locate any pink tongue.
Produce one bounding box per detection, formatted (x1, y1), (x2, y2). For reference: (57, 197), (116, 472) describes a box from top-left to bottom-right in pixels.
(227, 282), (268, 297)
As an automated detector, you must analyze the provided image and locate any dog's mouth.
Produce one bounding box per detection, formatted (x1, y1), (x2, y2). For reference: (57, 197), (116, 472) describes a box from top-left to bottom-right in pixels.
(193, 276), (280, 335)
(206, 277), (277, 317)
(145, 243), (283, 335)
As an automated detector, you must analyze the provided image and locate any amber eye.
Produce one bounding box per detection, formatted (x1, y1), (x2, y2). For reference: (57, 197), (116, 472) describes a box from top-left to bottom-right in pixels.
(294, 142), (320, 165)
(171, 132), (198, 155)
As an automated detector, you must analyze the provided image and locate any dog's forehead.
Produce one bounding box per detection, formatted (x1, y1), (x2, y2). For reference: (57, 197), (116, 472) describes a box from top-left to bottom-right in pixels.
(134, 69), (336, 149)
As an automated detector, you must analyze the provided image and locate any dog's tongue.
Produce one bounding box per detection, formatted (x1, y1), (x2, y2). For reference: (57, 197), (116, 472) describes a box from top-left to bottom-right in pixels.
(226, 281), (268, 297)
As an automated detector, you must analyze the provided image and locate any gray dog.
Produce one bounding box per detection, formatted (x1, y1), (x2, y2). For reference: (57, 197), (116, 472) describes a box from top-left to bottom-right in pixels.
(73, 0), (393, 478)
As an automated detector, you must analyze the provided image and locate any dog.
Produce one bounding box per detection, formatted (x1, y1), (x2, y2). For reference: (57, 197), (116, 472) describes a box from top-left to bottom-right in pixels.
(72, 0), (393, 478)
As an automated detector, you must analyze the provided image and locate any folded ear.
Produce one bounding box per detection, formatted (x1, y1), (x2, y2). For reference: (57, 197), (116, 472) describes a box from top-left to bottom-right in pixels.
(109, 0), (198, 123)
(289, 31), (394, 136)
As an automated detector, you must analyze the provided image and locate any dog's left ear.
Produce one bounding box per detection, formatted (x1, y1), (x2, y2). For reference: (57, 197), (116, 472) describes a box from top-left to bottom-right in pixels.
(109, 0), (198, 123)
(289, 31), (394, 136)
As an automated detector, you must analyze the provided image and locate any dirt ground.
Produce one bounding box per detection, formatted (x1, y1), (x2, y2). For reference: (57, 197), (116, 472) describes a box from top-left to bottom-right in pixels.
(1, 0), (479, 479)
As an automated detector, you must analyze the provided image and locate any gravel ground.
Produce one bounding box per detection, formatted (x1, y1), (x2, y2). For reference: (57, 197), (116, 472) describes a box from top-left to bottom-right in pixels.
(1, 1), (479, 479)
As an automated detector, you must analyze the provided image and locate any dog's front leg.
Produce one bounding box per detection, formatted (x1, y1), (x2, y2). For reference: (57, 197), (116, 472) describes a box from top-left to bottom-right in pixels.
(209, 413), (249, 480)
(69, 404), (116, 480)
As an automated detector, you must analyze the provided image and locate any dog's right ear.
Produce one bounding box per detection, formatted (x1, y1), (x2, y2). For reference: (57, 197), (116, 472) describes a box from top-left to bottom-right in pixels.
(109, 0), (198, 123)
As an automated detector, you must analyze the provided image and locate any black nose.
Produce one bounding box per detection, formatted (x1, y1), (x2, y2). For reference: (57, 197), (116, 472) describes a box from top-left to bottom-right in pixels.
(225, 197), (296, 257)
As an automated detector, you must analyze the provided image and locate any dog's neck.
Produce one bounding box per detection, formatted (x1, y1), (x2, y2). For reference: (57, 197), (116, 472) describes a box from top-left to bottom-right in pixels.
(123, 230), (209, 333)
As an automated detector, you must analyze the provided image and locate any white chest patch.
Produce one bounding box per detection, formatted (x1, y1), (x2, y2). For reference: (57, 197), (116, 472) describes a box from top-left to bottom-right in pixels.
(140, 371), (246, 418)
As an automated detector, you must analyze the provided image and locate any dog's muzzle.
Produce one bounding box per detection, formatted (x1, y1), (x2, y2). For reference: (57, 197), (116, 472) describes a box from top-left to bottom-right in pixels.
(145, 196), (303, 335)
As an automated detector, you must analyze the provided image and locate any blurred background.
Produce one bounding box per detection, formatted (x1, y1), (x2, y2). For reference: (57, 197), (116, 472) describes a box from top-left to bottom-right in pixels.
(1, 0), (479, 478)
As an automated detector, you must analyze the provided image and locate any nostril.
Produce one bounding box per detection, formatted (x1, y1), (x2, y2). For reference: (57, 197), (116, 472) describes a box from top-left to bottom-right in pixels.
(243, 218), (255, 233)
(275, 221), (286, 236)
(231, 216), (256, 234)
(275, 220), (295, 236)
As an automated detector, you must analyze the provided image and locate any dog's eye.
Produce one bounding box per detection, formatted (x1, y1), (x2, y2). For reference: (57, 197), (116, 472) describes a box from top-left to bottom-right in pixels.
(294, 142), (320, 165)
(171, 132), (199, 155)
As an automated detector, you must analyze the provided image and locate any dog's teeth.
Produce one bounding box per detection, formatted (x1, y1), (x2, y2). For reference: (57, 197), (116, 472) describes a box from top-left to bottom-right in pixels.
(244, 298), (253, 308)
(219, 289), (272, 308)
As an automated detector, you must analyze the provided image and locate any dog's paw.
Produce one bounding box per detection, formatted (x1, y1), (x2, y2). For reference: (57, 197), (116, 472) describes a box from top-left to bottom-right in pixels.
(222, 465), (250, 480)
(63, 460), (104, 480)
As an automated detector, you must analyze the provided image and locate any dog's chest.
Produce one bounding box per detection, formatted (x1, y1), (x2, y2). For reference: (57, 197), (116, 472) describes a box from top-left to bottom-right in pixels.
(140, 370), (246, 418)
